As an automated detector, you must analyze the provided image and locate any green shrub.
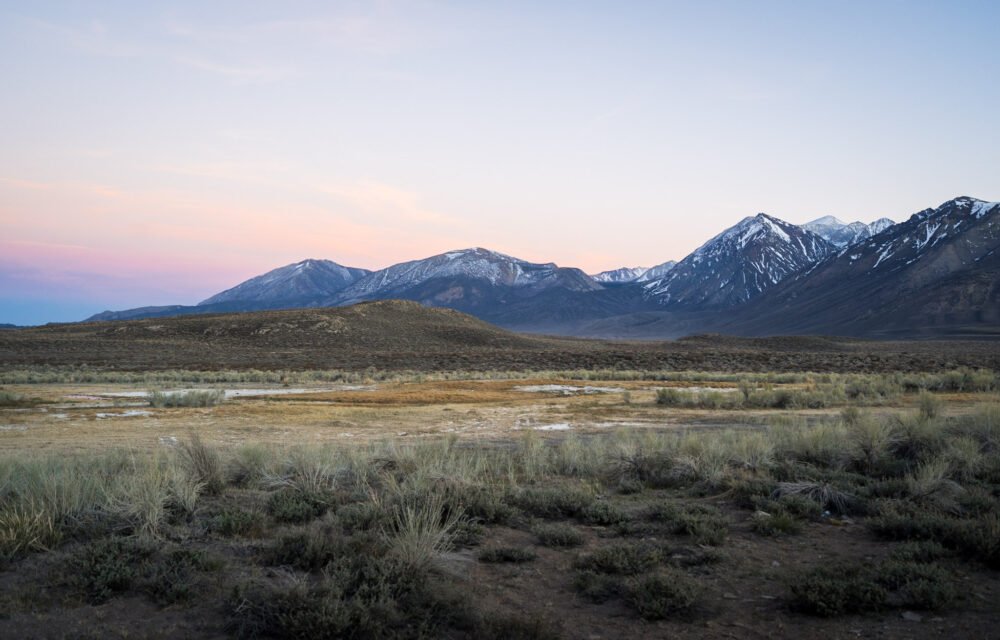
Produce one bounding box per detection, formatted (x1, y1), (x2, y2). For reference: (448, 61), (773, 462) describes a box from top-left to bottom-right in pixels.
(789, 566), (887, 616)
(71, 537), (157, 604)
(626, 571), (701, 620)
(514, 486), (593, 519)
(574, 543), (661, 575)
(578, 501), (628, 526)
(750, 510), (803, 536)
(210, 508), (264, 537)
(228, 553), (474, 639)
(266, 489), (329, 524)
(645, 502), (728, 546)
(889, 541), (950, 563)
(534, 523), (585, 548)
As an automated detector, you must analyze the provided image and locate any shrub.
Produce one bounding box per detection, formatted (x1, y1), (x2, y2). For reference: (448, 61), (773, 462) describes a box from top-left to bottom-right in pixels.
(645, 502), (728, 546)
(210, 508), (264, 538)
(149, 389), (225, 408)
(534, 523), (585, 548)
(626, 571), (701, 620)
(750, 510), (803, 536)
(228, 553), (473, 639)
(579, 501), (628, 526)
(789, 566), (887, 616)
(573, 570), (623, 603)
(72, 537), (157, 604)
(514, 486), (593, 519)
(574, 543), (661, 576)
(477, 546), (537, 563)
(267, 489), (329, 524)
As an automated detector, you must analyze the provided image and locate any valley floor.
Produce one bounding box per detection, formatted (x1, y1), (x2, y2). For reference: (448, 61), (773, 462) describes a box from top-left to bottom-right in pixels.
(1, 369), (998, 639)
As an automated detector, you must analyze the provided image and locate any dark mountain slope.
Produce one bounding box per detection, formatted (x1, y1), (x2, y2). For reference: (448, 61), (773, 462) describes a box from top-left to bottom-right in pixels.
(725, 197), (1000, 337)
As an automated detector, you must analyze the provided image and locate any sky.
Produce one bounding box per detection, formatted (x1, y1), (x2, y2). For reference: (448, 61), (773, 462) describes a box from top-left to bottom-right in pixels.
(1, 1), (998, 325)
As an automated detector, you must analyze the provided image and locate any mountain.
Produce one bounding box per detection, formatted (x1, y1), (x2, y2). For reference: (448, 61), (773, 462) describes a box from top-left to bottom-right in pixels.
(592, 260), (677, 284)
(200, 259), (370, 305)
(329, 247), (602, 311)
(88, 259), (371, 322)
(592, 267), (648, 283)
(643, 213), (835, 309)
(635, 260), (678, 282)
(726, 197), (1000, 337)
(803, 215), (896, 248)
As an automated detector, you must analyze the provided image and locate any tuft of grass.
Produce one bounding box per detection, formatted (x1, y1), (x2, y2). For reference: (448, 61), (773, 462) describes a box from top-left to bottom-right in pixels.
(178, 433), (224, 495)
(0, 502), (61, 561)
(534, 523), (585, 548)
(381, 493), (464, 572)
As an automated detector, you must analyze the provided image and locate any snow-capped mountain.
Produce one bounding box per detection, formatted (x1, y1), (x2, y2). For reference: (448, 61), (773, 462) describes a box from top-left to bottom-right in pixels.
(802, 215), (896, 248)
(592, 260), (677, 284)
(725, 196), (1000, 336)
(201, 259), (370, 305)
(84, 196), (999, 338)
(635, 260), (678, 282)
(643, 213), (834, 309)
(333, 248), (600, 304)
(592, 267), (648, 283)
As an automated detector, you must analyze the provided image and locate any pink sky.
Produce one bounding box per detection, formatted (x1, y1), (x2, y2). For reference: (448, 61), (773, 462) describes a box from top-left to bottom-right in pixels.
(2, 2), (997, 324)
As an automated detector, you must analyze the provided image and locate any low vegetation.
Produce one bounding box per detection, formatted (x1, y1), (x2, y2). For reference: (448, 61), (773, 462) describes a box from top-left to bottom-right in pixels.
(0, 374), (998, 637)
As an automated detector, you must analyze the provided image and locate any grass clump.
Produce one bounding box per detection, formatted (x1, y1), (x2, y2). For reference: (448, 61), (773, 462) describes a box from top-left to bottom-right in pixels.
(148, 389), (225, 408)
(178, 433), (225, 495)
(0, 503), (61, 562)
(534, 523), (585, 548)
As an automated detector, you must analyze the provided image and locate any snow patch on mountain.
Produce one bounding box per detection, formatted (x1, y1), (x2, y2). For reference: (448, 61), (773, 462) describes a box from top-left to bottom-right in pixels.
(643, 213), (834, 308)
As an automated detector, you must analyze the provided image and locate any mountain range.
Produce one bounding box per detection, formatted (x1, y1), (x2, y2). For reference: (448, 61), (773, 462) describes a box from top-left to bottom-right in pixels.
(86, 196), (1000, 339)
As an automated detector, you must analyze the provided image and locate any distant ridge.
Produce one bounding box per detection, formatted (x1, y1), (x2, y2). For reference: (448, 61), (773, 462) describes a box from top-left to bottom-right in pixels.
(81, 196), (999, 339)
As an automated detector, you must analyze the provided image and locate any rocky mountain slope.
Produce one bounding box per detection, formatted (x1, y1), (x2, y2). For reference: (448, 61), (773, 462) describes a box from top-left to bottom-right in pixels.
(803, 216), (896, 248)
(643, 214), (834, 309)
(723, 197), (1000, 337)
(201, 259), (369, 305)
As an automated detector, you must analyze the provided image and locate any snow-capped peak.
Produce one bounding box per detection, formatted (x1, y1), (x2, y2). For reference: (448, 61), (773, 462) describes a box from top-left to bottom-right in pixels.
(642, 213), (833, 309)
(592, 266), (648, 283)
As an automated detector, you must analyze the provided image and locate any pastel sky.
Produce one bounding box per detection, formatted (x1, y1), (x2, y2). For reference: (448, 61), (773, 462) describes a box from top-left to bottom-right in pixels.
(2, 1), (998, 325)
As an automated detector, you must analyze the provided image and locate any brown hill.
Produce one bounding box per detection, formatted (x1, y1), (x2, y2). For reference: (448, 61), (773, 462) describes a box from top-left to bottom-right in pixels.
(2, 300), (999, 372)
